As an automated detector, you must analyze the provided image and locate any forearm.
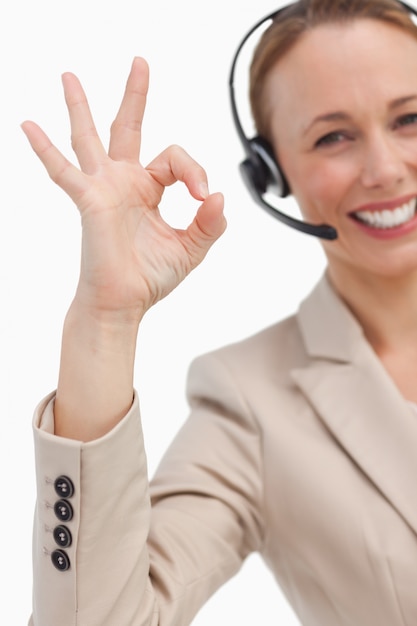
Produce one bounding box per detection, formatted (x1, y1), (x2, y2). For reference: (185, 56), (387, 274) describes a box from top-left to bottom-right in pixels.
(55, 300), (141, 441)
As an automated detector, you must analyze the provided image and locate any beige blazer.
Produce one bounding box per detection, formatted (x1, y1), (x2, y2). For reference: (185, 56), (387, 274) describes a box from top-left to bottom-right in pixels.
(29, 275), (417, 625)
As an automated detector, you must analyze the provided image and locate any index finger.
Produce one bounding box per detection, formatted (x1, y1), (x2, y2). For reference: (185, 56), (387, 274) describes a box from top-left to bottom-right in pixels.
(108, 57), (149, 162)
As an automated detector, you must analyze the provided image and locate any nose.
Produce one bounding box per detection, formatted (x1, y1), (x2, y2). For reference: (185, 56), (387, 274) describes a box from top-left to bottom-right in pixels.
(360, 132), (407, 190)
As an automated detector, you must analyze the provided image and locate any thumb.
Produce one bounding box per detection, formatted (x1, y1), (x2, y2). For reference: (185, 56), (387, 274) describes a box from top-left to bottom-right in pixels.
(184, 192), (226, 264)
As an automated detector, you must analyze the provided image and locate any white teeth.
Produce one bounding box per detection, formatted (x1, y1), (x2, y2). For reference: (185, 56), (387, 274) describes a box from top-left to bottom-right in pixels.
(355, 199), (416, 229)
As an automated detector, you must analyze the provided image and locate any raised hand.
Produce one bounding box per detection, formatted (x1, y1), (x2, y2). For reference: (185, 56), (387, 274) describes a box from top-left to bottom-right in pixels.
(22, 58), (226, 440)
(22, 57), (226, 322)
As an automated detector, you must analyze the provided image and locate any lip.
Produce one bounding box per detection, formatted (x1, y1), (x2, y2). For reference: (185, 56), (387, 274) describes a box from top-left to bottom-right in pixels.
(349, 193), (417, 214)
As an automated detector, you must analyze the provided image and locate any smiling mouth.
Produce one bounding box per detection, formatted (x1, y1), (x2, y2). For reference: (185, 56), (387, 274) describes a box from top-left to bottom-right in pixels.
(352, 198), (417, 229)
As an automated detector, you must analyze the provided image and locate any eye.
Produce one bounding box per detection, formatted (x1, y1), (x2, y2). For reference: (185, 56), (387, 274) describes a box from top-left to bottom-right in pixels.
(314, 131), (349, 148)
(394, 113), (417, 129)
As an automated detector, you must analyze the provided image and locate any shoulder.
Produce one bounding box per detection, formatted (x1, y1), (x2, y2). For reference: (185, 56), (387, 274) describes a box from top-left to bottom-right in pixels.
(186, 312), (309, 408)
(216, 313), (307, 370)
(186, 272), (350, 407)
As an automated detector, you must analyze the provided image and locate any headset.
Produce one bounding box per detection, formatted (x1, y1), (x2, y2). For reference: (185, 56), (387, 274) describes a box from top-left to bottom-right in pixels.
(229, 0), (417, 240)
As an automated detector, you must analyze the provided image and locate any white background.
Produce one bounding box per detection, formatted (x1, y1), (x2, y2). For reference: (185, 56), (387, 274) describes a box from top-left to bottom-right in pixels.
(1, 0), (327, 623)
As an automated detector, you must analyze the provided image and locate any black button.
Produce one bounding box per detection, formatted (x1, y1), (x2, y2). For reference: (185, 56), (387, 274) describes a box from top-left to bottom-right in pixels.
(53, 525), (72, 548)
(54, 476), (74, 498)
(51, 549), (70, 571)
(54, 499), (73, 522)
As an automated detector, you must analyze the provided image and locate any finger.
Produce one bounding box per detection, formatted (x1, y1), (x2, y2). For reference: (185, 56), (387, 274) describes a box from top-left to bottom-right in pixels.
(181, 192), (227, 264)
(146, 144), (210, 201)
(108, 57), (149, 162)
(21, 120), (88, 200)
(62, 72), (107, 174)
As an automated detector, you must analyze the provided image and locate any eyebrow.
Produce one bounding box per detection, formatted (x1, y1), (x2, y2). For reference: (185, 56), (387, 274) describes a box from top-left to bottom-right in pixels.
(303, 94), (417, 136)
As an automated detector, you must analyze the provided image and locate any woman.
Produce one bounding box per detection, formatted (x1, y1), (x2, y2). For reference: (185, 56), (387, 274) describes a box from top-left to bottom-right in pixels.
(22, 0), (417, 623)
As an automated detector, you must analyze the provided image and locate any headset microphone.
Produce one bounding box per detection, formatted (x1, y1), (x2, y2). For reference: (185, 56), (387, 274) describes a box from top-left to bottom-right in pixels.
(229, 0), (417, 240)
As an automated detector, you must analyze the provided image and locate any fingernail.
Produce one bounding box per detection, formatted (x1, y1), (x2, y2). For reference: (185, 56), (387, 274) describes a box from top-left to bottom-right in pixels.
(199, 182), (209, 199)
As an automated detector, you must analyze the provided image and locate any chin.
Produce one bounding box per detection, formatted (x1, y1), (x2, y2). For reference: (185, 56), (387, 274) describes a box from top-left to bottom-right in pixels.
(325, 237), (417, 282)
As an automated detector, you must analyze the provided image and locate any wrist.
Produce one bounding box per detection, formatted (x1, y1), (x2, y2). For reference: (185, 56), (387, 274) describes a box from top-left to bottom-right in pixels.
(55, 299), (141, 441)
(65, 297), (143, 343)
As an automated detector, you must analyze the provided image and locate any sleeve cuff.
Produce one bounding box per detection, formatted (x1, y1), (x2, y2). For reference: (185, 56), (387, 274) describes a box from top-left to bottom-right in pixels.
(32, 391), (138, 440)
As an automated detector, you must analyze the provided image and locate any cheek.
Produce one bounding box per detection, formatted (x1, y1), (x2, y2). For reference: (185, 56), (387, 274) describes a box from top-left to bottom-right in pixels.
(281, 152), (357, 220)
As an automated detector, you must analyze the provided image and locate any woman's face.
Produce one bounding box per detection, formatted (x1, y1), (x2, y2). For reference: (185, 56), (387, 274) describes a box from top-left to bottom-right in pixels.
(266, 19), (417, 280)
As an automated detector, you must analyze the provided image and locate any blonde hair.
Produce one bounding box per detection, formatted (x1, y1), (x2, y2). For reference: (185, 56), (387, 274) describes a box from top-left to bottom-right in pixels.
(250, 0), (417, 139)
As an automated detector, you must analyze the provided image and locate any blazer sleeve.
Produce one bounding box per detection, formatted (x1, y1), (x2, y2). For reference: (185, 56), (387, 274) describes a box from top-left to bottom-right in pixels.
(28, 351), (265, 626)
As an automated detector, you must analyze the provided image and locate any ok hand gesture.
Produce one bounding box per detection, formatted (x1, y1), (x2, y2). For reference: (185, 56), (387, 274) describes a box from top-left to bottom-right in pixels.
(22, 57), (226, 322)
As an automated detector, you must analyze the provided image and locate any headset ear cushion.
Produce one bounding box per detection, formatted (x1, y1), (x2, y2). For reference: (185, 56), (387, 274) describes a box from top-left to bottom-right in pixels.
(244, 136), (291, 198)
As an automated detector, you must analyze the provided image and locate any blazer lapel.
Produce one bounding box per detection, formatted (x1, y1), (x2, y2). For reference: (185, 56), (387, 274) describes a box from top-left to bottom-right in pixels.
(292, 275), (417, 536)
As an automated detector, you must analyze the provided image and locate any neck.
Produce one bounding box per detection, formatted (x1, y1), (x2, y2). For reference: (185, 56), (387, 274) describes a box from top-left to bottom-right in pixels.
(327, 263), (417, 355)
